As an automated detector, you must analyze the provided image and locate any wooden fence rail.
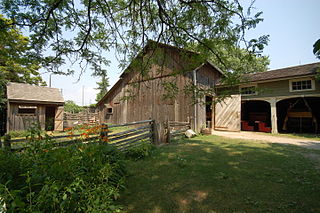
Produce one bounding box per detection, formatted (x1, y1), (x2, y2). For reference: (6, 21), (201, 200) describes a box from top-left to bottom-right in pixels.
(101, 119), (154, 151)
(166, 120), (191, 143)
(1, 119), (155, 152)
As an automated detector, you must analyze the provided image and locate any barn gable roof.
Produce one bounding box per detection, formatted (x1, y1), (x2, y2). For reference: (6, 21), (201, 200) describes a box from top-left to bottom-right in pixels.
(97, 40), (223, 106)
(7, 82), (64, 104)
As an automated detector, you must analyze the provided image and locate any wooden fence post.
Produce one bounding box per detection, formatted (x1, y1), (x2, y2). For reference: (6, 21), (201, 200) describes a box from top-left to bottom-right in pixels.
(166, 120), (171, 144)
(100, 123), (108, 143)
(3, 134), (11, 151)
(187, 116), (190, 129)
(150, 120), (155, 144)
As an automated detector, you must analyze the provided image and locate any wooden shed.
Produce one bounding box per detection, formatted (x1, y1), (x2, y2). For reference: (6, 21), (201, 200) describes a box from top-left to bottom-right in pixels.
(6, 82), (65, 132)
(96, 41), (223, 143)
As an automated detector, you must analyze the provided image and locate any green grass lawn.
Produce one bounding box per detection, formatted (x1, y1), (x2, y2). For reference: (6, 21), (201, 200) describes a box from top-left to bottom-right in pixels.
(118, 135), (320, 213)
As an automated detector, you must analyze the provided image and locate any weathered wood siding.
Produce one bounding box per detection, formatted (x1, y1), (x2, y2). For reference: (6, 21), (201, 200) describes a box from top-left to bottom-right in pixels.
(7, 103), (64, 132)
(242, 78), (320, 100)
(97, 46), (222, 142)
(194, 64), (221, 130)
(8, 103), (39, 131)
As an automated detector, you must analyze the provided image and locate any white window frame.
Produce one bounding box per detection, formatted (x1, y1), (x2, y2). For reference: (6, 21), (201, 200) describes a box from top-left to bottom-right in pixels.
(18, 105), (37, 115)
(289, 78), (315, 92)
(240, 84), (257, 96)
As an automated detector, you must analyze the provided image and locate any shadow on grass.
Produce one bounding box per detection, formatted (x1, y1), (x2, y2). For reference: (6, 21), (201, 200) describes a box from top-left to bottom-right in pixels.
(118, 135), (320, 213)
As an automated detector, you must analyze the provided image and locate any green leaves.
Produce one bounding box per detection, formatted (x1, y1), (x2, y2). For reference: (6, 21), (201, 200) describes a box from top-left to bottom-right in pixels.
(0, 143), (126, 212)
(313, 39), (320, 59)
(0, 15), (46, 107)
(0, 0), (268, 79)
(64, 100), (83, 113)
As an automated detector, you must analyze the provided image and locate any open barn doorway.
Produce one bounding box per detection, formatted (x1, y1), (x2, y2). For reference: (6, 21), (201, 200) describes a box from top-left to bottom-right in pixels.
(241, 100), (271, 133)
(277, 97), (320, 133)
(0, 107), (6, 136)
(205, 96), (213, 128)
(45, 107), (55, 131)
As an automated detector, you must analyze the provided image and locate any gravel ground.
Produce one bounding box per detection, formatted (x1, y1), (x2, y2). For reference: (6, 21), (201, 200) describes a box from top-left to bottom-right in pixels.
(211, 131), (320, 150)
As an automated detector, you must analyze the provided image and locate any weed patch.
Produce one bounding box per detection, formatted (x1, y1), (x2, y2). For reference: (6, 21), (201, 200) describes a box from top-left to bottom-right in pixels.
(0, 142), (126, 212)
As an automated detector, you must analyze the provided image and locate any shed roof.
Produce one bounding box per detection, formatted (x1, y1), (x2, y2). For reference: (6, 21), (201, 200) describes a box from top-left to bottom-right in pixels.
(7, 82), (64, 104)
(244, 62), (320, 82)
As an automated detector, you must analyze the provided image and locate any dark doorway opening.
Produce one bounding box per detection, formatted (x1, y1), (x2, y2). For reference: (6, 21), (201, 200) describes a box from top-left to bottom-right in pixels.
(205, 96), (213, 128)
(0, 106), (6, 136)
(277, 97), (320, 133)
(241, 100), (271, 132)
(45, 107), (55, 131)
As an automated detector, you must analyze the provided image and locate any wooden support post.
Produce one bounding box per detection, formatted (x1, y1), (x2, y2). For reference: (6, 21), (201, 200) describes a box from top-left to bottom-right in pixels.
(166, 120), (171, 144)
(3, 134), (11, 151)
(100, 123), (108, 143)
(150, 119), (155, 144)
(269, 98), (278, 134)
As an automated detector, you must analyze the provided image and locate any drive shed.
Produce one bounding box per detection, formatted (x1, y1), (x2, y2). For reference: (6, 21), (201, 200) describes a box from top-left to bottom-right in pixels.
(215, 62), (320, 134)
(6, 82), (65, 132)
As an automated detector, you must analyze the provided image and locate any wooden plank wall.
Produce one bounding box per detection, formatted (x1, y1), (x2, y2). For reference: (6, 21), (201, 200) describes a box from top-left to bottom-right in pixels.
(194, 64), (218, 131)
(7, 103), (64, 132)
(8, 104), (39, 131)
(97, 46), (221, 142)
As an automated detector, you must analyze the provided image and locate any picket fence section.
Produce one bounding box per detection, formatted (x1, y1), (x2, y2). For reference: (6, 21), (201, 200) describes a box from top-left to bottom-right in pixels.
(0, 120), (155, 152)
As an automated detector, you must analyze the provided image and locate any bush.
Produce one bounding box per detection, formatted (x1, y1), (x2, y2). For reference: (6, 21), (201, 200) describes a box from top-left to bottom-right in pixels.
(7, 130), (29, 138)
(124, 141), (154, 161)
(8, 123), (46, 139)
(0, 142), (126, 212)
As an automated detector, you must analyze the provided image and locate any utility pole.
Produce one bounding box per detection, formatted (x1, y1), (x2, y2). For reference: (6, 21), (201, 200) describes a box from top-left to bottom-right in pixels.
(49, 73), (53, 87)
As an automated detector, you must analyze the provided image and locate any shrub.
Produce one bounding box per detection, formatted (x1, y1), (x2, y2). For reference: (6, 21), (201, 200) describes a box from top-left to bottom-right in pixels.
(7, 123), (46, 139)
(7, 130), (29, 138)
(0, 142), (126, 212)
(124, 141), (154, 161)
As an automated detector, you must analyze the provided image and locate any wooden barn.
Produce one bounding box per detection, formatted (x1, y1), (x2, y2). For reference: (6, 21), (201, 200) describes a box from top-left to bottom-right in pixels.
(96, 41), (223, 143)
(6, 82), (65, 132)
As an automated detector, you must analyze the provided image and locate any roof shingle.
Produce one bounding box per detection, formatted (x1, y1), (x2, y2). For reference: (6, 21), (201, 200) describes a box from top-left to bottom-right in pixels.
(244, 62), (320, 82)
(7, 82), (64, 104)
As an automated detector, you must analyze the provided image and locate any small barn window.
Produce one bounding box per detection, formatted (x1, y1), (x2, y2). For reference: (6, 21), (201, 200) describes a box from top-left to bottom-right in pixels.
(107, 107), (113, 114)
(290, 78), (315, 92)
(240, 85), (257, 96)
(18, 106), (37, 114)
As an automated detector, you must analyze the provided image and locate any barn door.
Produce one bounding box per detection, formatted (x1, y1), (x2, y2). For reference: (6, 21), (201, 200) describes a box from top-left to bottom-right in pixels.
(54, 106), (64, 131)
(214, 95), (241, 131)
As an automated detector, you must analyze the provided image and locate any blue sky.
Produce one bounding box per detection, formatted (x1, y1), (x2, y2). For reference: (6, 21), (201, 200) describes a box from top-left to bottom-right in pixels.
(41, 0), (320, 106)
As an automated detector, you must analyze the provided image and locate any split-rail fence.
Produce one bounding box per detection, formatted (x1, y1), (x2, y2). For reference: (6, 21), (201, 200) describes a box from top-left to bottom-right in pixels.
(0, 119), (155, 152)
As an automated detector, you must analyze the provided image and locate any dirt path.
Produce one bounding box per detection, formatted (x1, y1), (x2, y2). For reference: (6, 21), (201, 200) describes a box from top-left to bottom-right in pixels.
(212, 131), (320, 150)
